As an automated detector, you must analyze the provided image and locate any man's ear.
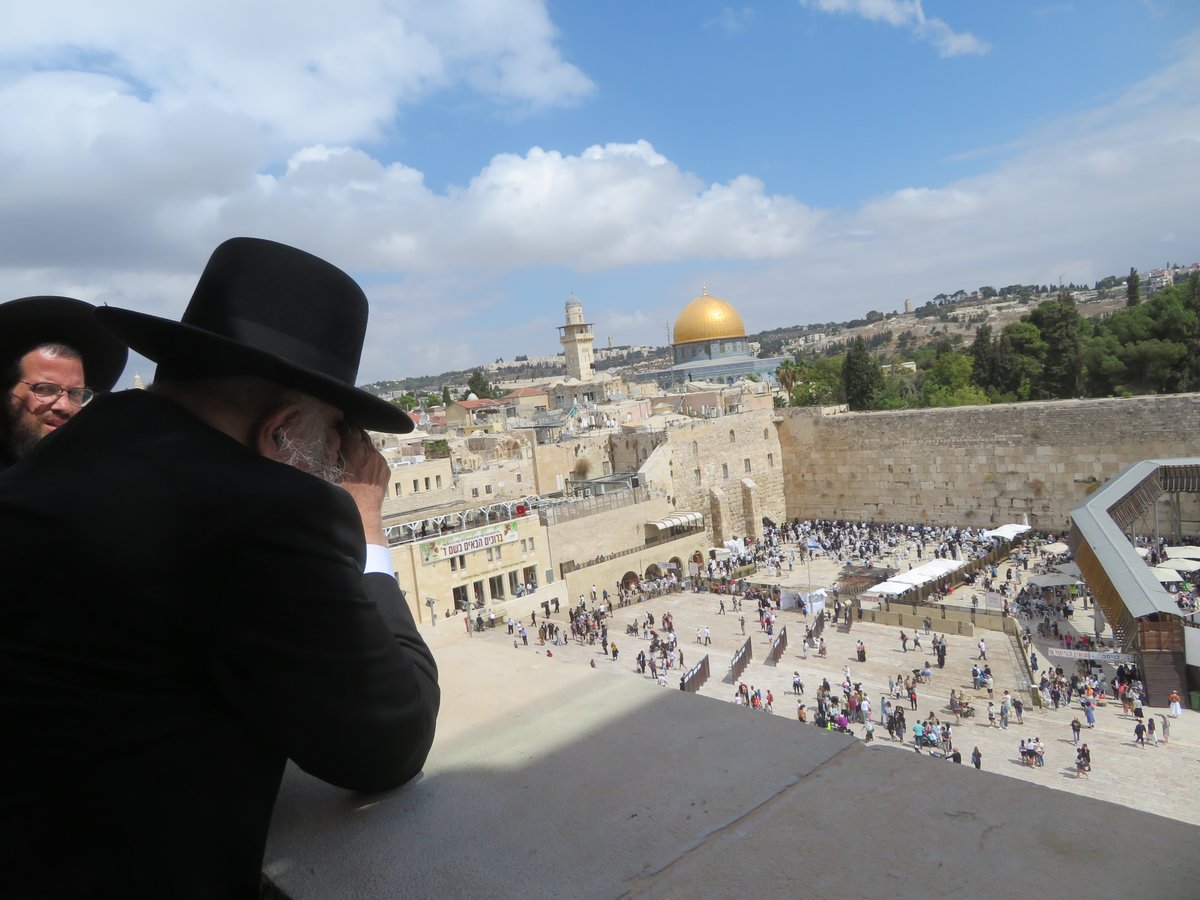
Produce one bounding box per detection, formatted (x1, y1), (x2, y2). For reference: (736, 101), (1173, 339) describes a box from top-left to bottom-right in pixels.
(253, 403), (300, 461)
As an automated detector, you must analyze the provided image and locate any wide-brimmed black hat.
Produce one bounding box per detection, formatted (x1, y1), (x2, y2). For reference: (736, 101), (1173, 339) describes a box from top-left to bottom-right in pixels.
(95, 237), (413, 433)
(0, 296), (129, 391)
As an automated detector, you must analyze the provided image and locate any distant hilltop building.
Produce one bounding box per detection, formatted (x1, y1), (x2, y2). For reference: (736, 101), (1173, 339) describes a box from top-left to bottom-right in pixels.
(558, 294), (595, 382)
(636, 287), (787, 388)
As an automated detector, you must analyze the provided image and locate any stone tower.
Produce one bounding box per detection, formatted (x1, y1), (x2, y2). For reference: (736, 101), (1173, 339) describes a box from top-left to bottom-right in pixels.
(558, 294), (595, 381)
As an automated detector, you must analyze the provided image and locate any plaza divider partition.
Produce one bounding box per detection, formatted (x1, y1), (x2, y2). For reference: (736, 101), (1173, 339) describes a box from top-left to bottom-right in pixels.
(680, 655), (710, 693)
(769, 626), (788, 664)
(730, 637), (753, 683)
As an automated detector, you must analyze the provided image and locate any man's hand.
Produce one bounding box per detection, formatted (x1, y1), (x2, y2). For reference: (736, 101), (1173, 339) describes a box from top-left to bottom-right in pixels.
(337, 425), (388, 545)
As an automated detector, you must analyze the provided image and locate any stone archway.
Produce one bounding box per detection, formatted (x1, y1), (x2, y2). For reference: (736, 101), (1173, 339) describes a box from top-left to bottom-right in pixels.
(622, 570), (640, 589)
(645, 563), (662, 580)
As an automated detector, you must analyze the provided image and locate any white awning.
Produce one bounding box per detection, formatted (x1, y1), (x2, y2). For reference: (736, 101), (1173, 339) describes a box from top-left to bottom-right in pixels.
(1043, 542), (1070, 554)
(984, 524), (1031, 540)
(647, 512), (704, 531)
(1029, 574), (1081, 588)
(863, 580), (915, 596)
(1150, 567), (1183, 583)
(892, 559), (964, 585)
(1053, 562), (1083, 578)
(1165, 546), (1200, 559)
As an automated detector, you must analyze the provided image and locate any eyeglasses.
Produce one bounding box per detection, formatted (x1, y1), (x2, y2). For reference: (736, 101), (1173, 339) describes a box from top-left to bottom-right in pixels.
(18, 381), (95, 408)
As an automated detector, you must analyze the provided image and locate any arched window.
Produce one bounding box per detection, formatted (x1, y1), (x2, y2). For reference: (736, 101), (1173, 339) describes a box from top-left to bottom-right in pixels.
(729, 430), (735, 443)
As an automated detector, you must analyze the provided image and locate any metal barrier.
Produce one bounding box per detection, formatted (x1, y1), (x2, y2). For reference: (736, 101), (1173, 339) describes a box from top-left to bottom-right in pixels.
(730, 637), (753, 682)
(769, 626), (788, 664)
(680, 655), (711, 693)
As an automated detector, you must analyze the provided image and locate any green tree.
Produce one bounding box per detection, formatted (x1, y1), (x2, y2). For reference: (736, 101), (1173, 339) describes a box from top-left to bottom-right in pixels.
(969, 324), (996, 389)
(1127, 267), (1140, 307)
(1028, 295), (1083, 398)
(441, 386), (451, 406)
(841, 338), (884, 410)
(1080, 333), (1125, 396)
(996, 322), (1045, 399)
(874, 367), (922, 410)
(464, 370), (495, 399)
(775, 358), (798, 394)
(789, 357), (844, 407)
(919, 351), (986, 406)
(1085, 281), (1198, 394)
(423, 439), (450, 459)
(925, 351), (974, 392)
(1123, 339), (1188, 392)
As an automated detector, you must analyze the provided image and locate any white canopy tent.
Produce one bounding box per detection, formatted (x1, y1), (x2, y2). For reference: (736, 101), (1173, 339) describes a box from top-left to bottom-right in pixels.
(1029, 574), (1081, 589)
(1150, 567), (1183, 583)
(1043, 542), (1069, 554)
(1165, 546), (1200, 560)
(802, 589), (828, 615)
(862, 581), (915, 596)
(1166, 557), (1200, 572)
(894, 559), (964, 582)
(984, 524), (1032, 541)
(864, 558), (964, 597)
(1052, 562), (1083, 578)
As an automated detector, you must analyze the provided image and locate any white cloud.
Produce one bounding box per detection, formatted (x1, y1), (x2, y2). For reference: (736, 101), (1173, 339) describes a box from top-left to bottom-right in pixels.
(0, 3), (1197, 381)
(0, 0), (592, 147)
(799, 0), (989, 57)
(705, 7), (757, 36)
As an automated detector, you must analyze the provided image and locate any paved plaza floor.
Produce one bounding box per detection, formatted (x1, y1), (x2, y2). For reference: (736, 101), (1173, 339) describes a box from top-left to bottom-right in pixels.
(424, 545), (1200, 829)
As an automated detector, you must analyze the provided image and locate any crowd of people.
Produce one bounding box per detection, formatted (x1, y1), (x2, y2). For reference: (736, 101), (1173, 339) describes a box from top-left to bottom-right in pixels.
(488, 515), (1192, 791)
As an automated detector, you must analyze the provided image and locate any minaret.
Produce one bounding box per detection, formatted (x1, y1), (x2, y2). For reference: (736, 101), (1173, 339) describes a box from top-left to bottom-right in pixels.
(558, 293), (595, 381)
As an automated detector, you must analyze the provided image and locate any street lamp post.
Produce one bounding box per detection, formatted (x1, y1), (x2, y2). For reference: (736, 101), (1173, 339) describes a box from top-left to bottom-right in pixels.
(425, 596), (436, 627)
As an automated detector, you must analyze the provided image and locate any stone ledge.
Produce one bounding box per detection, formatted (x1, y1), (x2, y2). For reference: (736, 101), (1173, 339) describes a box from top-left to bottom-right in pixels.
(264, 632), (1200, 898)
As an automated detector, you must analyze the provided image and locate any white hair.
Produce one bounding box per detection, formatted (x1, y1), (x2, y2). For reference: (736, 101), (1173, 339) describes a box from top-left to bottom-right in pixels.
(275, 391), (345, 484)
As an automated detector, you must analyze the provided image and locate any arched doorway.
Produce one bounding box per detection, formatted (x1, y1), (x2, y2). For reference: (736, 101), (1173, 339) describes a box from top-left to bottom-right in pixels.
(622, 570), (640, 589)
(644, 563), (662, 580)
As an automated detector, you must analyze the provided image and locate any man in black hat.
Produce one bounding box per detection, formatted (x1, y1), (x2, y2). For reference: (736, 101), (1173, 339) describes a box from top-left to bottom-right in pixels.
(0, 239), (440, 899)
(0, 295), (128, 472)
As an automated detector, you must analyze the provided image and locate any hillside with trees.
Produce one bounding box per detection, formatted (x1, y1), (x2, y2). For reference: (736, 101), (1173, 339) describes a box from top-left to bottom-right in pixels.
(775, 273), (1200, 411)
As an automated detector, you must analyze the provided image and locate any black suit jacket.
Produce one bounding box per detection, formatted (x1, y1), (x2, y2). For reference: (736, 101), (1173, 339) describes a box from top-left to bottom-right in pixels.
(0, 390), (439, 899)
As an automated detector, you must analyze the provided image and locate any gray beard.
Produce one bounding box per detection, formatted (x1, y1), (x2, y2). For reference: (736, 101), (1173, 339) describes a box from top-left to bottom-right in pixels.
(277, 429), (345, 484)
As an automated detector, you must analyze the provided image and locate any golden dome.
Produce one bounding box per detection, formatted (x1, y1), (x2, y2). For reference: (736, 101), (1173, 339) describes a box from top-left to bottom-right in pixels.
(672, 290), (746, 345)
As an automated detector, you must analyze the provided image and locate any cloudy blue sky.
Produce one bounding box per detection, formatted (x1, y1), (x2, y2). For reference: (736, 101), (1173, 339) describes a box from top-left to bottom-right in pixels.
(3, 1), (1199, 383)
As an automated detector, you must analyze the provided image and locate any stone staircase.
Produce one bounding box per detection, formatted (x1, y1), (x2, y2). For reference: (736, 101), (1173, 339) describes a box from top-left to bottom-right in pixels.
(1140, 650), (1186, 706)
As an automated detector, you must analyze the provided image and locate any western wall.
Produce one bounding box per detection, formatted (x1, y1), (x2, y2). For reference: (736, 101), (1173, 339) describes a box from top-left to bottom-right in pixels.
(776, 392), (1200, 531)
